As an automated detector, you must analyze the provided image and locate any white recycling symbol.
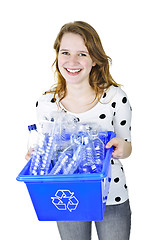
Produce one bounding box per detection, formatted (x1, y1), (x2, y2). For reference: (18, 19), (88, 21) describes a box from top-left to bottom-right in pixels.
(51, 190), (79, 212)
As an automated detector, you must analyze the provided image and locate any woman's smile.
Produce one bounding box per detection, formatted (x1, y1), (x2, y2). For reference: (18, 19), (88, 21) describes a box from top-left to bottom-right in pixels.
(65, 68), (83, 76)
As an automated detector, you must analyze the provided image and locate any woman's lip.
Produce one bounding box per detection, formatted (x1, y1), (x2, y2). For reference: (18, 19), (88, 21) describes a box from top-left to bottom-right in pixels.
(64, 68), (82, 75)
(65, 68), (82, 71)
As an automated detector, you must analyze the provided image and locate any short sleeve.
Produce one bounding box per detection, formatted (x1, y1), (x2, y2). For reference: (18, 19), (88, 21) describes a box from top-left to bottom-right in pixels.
(112, 87), (132, 142)
(35, 93), (58, 123)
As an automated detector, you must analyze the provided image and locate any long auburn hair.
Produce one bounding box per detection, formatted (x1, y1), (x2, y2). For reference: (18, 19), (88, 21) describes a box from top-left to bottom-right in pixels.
(47, 21), (120, 101)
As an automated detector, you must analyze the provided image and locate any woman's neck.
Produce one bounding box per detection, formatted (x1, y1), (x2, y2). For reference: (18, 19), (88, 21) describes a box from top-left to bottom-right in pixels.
(60, 83), (99, 113)
(66, 82), (96, 99)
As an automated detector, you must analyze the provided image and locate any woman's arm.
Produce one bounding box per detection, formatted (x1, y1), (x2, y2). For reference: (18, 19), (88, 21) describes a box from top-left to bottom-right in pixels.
(106, 137), (132, 159)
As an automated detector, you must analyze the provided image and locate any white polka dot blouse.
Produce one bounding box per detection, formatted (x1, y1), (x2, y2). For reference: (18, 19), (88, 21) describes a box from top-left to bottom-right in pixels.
(36, 85), (132, 205)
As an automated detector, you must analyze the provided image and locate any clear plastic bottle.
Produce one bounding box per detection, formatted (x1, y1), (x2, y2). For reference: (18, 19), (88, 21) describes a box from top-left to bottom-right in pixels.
(29, 133), (46, 175)
(29, 133), (55, 175)
(49, 135), (81, 175)
(51, 134), (70, 167)
(50, 113), (78, 167)
(50, 146), (72, 175)
(27, 124), (38, 157)
(98, 131), (109, 145)
(90, 130), (105, 172)
(39, 135), (55, 175)
(78, 132), (98, 174)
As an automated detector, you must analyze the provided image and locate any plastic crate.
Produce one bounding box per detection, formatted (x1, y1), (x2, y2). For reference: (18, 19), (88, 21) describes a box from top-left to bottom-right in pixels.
(16, 131), (116, 221)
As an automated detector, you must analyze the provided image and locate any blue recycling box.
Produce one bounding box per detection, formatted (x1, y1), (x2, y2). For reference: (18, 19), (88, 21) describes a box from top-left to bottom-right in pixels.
(16, 131), (116, 221)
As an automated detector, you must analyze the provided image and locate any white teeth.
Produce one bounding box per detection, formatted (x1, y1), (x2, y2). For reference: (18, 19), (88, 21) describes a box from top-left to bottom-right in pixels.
(66, 68), (81, 73)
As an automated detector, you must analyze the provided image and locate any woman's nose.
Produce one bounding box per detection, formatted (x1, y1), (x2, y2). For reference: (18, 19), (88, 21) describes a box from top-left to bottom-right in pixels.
(68, 55), (79, 65)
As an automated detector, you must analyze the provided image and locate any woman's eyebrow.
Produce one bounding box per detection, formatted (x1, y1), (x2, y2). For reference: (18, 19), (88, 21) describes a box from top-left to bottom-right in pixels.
(60, 49), (89, 54)
(77, 50), (89, 54)
(59, 49), (69, 52)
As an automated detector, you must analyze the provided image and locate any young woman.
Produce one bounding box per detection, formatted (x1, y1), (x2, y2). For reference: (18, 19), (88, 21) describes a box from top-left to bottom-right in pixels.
(32, 21), (132, 240)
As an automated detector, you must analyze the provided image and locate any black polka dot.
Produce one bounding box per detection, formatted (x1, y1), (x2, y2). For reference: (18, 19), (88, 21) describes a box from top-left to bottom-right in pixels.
(36, 101), (38, 107)
(129, 126), (131, 131)
(111, 120), (113, 125)
(114, 177), (120, 183)
(121, 167), (124, 172)
(125, 139), (128, 141)
(113, 112), (116, 116)
(120, 120), (126, 126)
(115, 197), (121, 202)
(50, 118), (54, 122)
(76, 117), (80, 122)
(99, 114), (106, 119)
(103, 92), (106, 98)
(130, 106), (132, 111)
(124, 184), (127, 189)
(111, 102), (116, 108)
(51, 98), (56, 103)
(122, 97), (127, 103)
(111, 159), (114, 165)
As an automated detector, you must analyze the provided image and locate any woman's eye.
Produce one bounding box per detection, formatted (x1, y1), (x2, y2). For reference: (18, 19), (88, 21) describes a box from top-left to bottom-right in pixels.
(62, 52), (69, 55)
(79, 53), (87, 57)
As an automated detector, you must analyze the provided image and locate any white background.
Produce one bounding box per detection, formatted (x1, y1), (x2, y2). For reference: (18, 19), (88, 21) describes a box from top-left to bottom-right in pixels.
(1, 0), (160, 239)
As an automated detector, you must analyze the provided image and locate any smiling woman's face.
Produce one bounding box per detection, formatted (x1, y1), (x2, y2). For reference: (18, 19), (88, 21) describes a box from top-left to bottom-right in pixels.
(58, 33), (96, 85)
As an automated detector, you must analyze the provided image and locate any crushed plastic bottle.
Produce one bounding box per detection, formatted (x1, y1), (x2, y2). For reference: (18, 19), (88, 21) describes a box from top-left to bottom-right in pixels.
(49, 146), (72, 175)
(49, 134), (82, 175)
(98, 131), (109, 145)
(51, 133), (71, 167)
(50, 112), (78, 167)
(90, 130), (105, 172)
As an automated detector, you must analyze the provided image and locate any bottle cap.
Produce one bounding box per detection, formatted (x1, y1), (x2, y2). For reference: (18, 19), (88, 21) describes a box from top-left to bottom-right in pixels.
(28, 124), (37, 131)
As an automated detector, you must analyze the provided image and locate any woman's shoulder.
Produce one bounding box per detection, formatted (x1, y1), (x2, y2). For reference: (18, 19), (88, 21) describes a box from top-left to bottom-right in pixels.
(36, 90), (59, 122)
(101, 85), (128, 103)
(37, 90), (56, 103)
(35, 88), (59, 113)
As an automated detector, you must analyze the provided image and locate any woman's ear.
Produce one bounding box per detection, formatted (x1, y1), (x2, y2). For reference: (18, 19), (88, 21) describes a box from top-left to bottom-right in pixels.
(92, 61), (96, 67)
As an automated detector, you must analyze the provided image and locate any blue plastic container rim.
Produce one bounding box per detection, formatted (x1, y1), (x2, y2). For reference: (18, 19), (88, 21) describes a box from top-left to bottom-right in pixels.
(16, 131), (116, 183)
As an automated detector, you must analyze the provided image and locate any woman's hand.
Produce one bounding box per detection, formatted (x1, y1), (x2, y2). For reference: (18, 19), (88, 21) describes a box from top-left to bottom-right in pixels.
(106, 137), (132, 159)
(25, 151), (31, 161)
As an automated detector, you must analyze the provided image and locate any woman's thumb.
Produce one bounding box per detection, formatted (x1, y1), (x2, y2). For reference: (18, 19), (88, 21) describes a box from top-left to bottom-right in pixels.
(106, 140), (112, 149)
(105, 138), (117, 149)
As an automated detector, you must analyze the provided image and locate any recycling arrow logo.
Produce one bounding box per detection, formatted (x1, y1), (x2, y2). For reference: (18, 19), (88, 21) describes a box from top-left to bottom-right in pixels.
(51, 190), (79, 212)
